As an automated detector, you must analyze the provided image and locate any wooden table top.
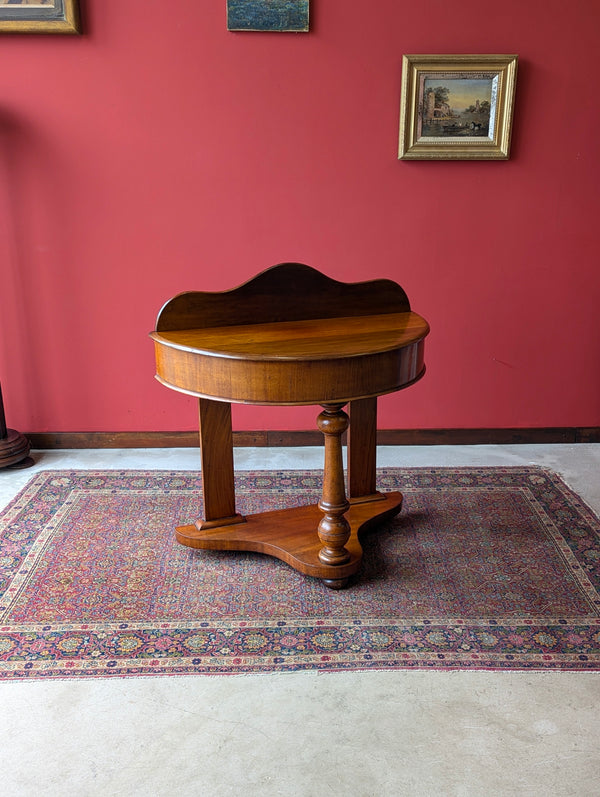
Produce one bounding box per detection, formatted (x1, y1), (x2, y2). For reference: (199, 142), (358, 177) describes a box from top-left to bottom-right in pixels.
(150, 312), (429, 362)
(151, 310), (429, 405)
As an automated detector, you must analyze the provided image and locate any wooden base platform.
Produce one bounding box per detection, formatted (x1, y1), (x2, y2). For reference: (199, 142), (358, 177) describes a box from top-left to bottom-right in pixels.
(176, 491), (403, 589)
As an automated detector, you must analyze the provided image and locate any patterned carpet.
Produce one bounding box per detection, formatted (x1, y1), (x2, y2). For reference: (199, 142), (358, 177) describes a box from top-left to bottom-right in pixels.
(0, 467), (599, 679)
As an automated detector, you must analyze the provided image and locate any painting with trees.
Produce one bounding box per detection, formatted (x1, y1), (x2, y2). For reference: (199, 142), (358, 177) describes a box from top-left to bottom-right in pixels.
(227, 0), (309, 32)
(398, 55), (518, 160)
(419, 76), (496, 138)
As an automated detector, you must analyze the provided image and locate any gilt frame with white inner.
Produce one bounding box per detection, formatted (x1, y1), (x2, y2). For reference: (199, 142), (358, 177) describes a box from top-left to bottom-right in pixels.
(398, 55), (518, 160)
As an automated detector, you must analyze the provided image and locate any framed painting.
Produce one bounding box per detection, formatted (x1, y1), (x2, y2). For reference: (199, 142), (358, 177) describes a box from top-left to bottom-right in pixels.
(0, 0), (80, 34)
(398, 55), (518, 160)
(227, 0), (309, 32)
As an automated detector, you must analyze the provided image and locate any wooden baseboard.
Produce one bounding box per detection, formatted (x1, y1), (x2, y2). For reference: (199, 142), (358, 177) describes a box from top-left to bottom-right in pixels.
(24, 427), (600, 449)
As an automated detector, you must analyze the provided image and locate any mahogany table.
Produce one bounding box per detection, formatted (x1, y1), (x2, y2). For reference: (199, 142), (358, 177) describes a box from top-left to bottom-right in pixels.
(151, 263), (429, 589)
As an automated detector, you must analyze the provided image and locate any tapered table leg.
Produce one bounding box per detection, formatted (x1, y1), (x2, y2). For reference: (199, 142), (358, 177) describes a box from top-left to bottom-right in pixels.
(195, 398), (244, 530)
(348, 397), (379, 500)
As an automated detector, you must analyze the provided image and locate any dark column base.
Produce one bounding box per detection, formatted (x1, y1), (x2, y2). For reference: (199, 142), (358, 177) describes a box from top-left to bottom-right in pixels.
(0, 429), (32, 469)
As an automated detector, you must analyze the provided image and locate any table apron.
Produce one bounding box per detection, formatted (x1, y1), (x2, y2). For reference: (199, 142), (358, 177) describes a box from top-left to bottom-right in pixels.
(153, 341), (426, 405)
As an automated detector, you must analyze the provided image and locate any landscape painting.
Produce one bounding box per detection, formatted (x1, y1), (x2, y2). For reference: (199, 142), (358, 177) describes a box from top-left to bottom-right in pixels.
(227, 0), (309, 32)
(418, 74), (497, 139)
(398, 55), (518, 160)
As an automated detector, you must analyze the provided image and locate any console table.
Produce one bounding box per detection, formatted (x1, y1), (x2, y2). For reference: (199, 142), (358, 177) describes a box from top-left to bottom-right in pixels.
(150, 263), (429, 588)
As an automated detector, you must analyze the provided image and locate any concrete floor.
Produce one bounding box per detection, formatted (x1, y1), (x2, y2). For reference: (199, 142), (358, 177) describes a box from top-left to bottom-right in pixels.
(0, 444), (599, 796)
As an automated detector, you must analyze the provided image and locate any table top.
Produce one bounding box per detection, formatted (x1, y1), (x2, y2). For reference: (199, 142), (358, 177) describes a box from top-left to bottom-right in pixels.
(150, 312), (429, 362)
(151, 310), (429, 405)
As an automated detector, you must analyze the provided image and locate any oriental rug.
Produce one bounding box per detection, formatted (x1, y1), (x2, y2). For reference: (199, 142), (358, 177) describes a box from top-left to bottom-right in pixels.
(0, 467), (599, 680)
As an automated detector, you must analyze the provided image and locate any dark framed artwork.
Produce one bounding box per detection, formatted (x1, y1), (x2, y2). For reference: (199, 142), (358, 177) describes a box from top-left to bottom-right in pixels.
(398, 55), (518, 160)
(0, 0), (80, 34)
(227, 0), (309, 32)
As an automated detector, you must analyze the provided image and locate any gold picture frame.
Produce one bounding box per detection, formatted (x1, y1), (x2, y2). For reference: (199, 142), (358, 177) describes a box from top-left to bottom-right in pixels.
(0, 0), (80, 34)
(398, 54), (518, 160)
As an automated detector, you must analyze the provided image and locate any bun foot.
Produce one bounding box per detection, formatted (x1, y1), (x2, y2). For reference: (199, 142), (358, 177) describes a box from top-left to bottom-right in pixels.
(322, 577), (350, 590)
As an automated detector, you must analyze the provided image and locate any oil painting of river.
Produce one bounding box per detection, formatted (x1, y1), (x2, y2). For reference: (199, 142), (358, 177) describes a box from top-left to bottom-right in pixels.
(227, 0), (309, 32)
(418, 75), (497, 139)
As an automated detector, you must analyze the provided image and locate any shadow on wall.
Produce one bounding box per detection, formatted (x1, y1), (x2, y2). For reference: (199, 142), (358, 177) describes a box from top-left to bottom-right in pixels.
(0, 108), (84, 429)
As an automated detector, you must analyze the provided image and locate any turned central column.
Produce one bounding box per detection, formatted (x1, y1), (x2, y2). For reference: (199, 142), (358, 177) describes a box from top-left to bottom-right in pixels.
(316, 403), (351, 568)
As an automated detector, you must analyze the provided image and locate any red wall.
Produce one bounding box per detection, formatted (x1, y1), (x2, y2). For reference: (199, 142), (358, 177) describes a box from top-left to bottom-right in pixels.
(1, 0), (599, 434)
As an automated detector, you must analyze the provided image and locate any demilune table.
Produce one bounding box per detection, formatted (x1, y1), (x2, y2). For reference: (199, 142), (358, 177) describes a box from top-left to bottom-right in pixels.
(150, 263), (429, 589)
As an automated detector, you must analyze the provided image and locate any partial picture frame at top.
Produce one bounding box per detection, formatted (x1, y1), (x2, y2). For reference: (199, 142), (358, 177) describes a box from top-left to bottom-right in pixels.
(398, 54), (518, 160)
(0, 0), (80, 34)
(227, 0), (309, 32)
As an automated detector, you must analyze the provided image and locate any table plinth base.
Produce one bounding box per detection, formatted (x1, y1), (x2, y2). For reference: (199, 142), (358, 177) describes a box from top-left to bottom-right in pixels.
(0, 429), (32, 469)
(176, 491), (403, 589)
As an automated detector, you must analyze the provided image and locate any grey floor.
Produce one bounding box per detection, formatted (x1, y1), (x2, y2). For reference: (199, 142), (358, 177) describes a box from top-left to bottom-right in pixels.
(0, 445), (599, 797)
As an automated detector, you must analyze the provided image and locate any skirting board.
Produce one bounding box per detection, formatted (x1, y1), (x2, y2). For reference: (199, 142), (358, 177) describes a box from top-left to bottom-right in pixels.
(25, 427), (600, 449)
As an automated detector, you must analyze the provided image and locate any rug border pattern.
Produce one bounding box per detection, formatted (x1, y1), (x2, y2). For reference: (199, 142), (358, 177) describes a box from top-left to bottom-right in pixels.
(0, 467), (599, 679)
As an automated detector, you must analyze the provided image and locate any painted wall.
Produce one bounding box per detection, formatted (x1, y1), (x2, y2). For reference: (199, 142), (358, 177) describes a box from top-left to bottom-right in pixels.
(1, 0), (598, 434)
